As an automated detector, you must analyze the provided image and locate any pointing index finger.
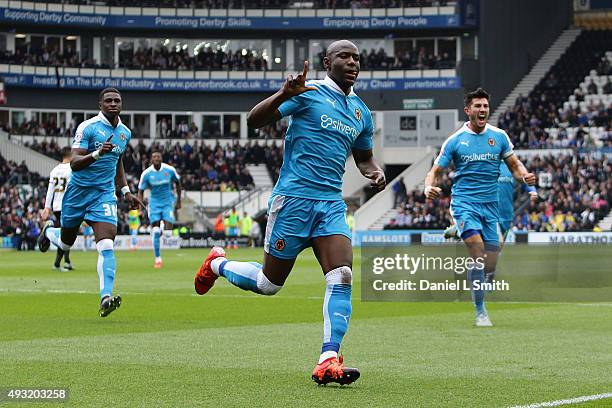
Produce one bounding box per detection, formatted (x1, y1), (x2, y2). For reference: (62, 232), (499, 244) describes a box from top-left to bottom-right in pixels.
(302, 60), (309, 79)
(106, 134), (113, 143)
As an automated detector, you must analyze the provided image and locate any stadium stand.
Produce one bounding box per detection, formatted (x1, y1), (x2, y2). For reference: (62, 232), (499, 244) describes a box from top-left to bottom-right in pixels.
(0, 152), (45, 249)
(497, 30), (612, 148)
(119, 46), (269, 71)
(317, 47), (456, 70)
(22, 138), (277, 192)
(385, 152), (611, 232)
(0, 47), (103, 69)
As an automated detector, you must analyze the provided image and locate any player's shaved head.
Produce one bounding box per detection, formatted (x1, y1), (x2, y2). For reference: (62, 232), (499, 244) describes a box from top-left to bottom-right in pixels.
(326, 40), (358, 57)
(323, 40), (360, 95)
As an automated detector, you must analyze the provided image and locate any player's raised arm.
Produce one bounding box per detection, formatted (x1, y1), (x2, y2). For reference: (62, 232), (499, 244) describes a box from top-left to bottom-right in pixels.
(70, 134), (114, 171)
(246, 60), (317, 129)
(504, 154), (536, 186)
(352, 148), (386, 192)
(424, 164), (444, 199)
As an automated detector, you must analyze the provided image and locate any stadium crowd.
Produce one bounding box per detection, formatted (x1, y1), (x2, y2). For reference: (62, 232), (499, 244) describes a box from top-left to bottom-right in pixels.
(317, 47), (455, 71)
(497, 31), (612, 148)
(8, 119), (72, 138)
(49, 0), (448, 9)
(0, 47), (105, 69)
(120, 46), (268, 71)
(22, 138), (285, 192)
(386, 153), (611, 232)
(0, 153), (46, 250)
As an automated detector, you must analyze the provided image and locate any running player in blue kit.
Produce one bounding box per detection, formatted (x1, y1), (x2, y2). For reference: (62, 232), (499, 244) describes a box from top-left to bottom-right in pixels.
(38, 88), (144, 317)
(193, 40), (386, 385)
(425, 88), (536, 327)
(138, 150), (181, 268)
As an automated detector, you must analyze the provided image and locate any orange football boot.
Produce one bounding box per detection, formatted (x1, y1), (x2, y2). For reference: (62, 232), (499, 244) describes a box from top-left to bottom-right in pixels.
(194, 247), (226, 295)
(311, 355), (360, 386)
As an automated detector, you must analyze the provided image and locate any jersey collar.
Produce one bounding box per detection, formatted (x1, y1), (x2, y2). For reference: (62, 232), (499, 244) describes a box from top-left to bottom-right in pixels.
(97, 111), (123, 128)
(324, 75), (355, 96)
(463, 121), (490, 135)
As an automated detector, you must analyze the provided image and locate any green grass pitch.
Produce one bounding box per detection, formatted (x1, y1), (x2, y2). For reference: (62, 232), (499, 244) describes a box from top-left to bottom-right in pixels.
(0, 247), (611, 407)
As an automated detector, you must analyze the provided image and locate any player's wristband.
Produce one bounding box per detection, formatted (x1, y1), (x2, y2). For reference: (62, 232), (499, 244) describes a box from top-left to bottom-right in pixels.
(91, 150), (101, 161)
(120, 186), (131, 196)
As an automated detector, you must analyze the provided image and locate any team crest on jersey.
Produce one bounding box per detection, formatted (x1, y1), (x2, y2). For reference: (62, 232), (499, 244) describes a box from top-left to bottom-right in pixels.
(163, 171), (168, 177)
(460, 221), (465, 229)
(274, 239), (286, 251)
(354, 108), (362, 120)
(120, 132), (126, 141)
(488, 138), (495, 146)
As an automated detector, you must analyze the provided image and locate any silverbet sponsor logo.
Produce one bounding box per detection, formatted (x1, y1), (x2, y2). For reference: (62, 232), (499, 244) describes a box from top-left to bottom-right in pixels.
(320, 114), (358, 138)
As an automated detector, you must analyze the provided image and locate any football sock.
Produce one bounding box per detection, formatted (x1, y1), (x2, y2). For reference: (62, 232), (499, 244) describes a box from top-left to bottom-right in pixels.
(152, 226), (161, 258)
(54, 249), (64, 268)
(96, 239), (116, 298)
(320, 266), (352, 362)
(63, 249), (71, 264)
(211, 258), (281, 295)
(468, 266), (486, 315)
(131, 233), (137, 248)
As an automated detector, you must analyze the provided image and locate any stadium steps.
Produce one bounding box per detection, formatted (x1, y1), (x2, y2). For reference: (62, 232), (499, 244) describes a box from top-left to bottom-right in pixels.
(177, 195), (197, 225)
(0, 132), (57, 176)
(354, 147), (434, 231)
(369, 181), (426, 230)
(490, 28), (582, 125)
(369, 208), (400, 230)
(246, 164), (273, 188)
(597, 210), (612, 231)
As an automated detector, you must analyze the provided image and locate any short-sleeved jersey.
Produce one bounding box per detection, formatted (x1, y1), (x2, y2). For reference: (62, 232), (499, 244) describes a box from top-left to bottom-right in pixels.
(274, 75), (374, 201)
(138, 163), (180, 207)
(498, 162), (536, 222)
(435, 122), (514, 203)
(71, 112), (131, 191)
(45, 162), (72, 212)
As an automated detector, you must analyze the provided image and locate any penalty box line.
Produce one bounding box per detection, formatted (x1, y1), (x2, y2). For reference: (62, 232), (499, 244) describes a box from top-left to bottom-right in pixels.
(510, 392), (612, 408)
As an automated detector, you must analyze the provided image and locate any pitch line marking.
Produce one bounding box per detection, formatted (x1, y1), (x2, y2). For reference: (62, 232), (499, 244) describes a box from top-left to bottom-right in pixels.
(510, 392), (612, 408)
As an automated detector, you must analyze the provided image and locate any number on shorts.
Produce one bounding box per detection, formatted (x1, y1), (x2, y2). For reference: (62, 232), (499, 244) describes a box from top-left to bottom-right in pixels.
(102, 203), (117, 217)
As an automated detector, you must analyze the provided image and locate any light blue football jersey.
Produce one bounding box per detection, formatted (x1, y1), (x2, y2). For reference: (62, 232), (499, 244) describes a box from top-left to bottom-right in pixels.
(498, 162), (536, 222)
(274, 75), (374, 201)
(71, 112), (131, 191)
(138, 163), (180, 207)
(435, 122), (514, 203)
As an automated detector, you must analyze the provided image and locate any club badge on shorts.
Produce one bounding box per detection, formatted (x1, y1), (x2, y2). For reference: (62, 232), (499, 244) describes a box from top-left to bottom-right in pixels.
(275, 239), (285, 251)
(354, 108), (362, 121)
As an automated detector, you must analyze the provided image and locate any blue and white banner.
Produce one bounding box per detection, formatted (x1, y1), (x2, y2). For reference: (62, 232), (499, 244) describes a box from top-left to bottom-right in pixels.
(528, 232), (612, 244)
(353, 230), (414, 247)
(0, 8), (463, 30)
(0, 72), (461, 92)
